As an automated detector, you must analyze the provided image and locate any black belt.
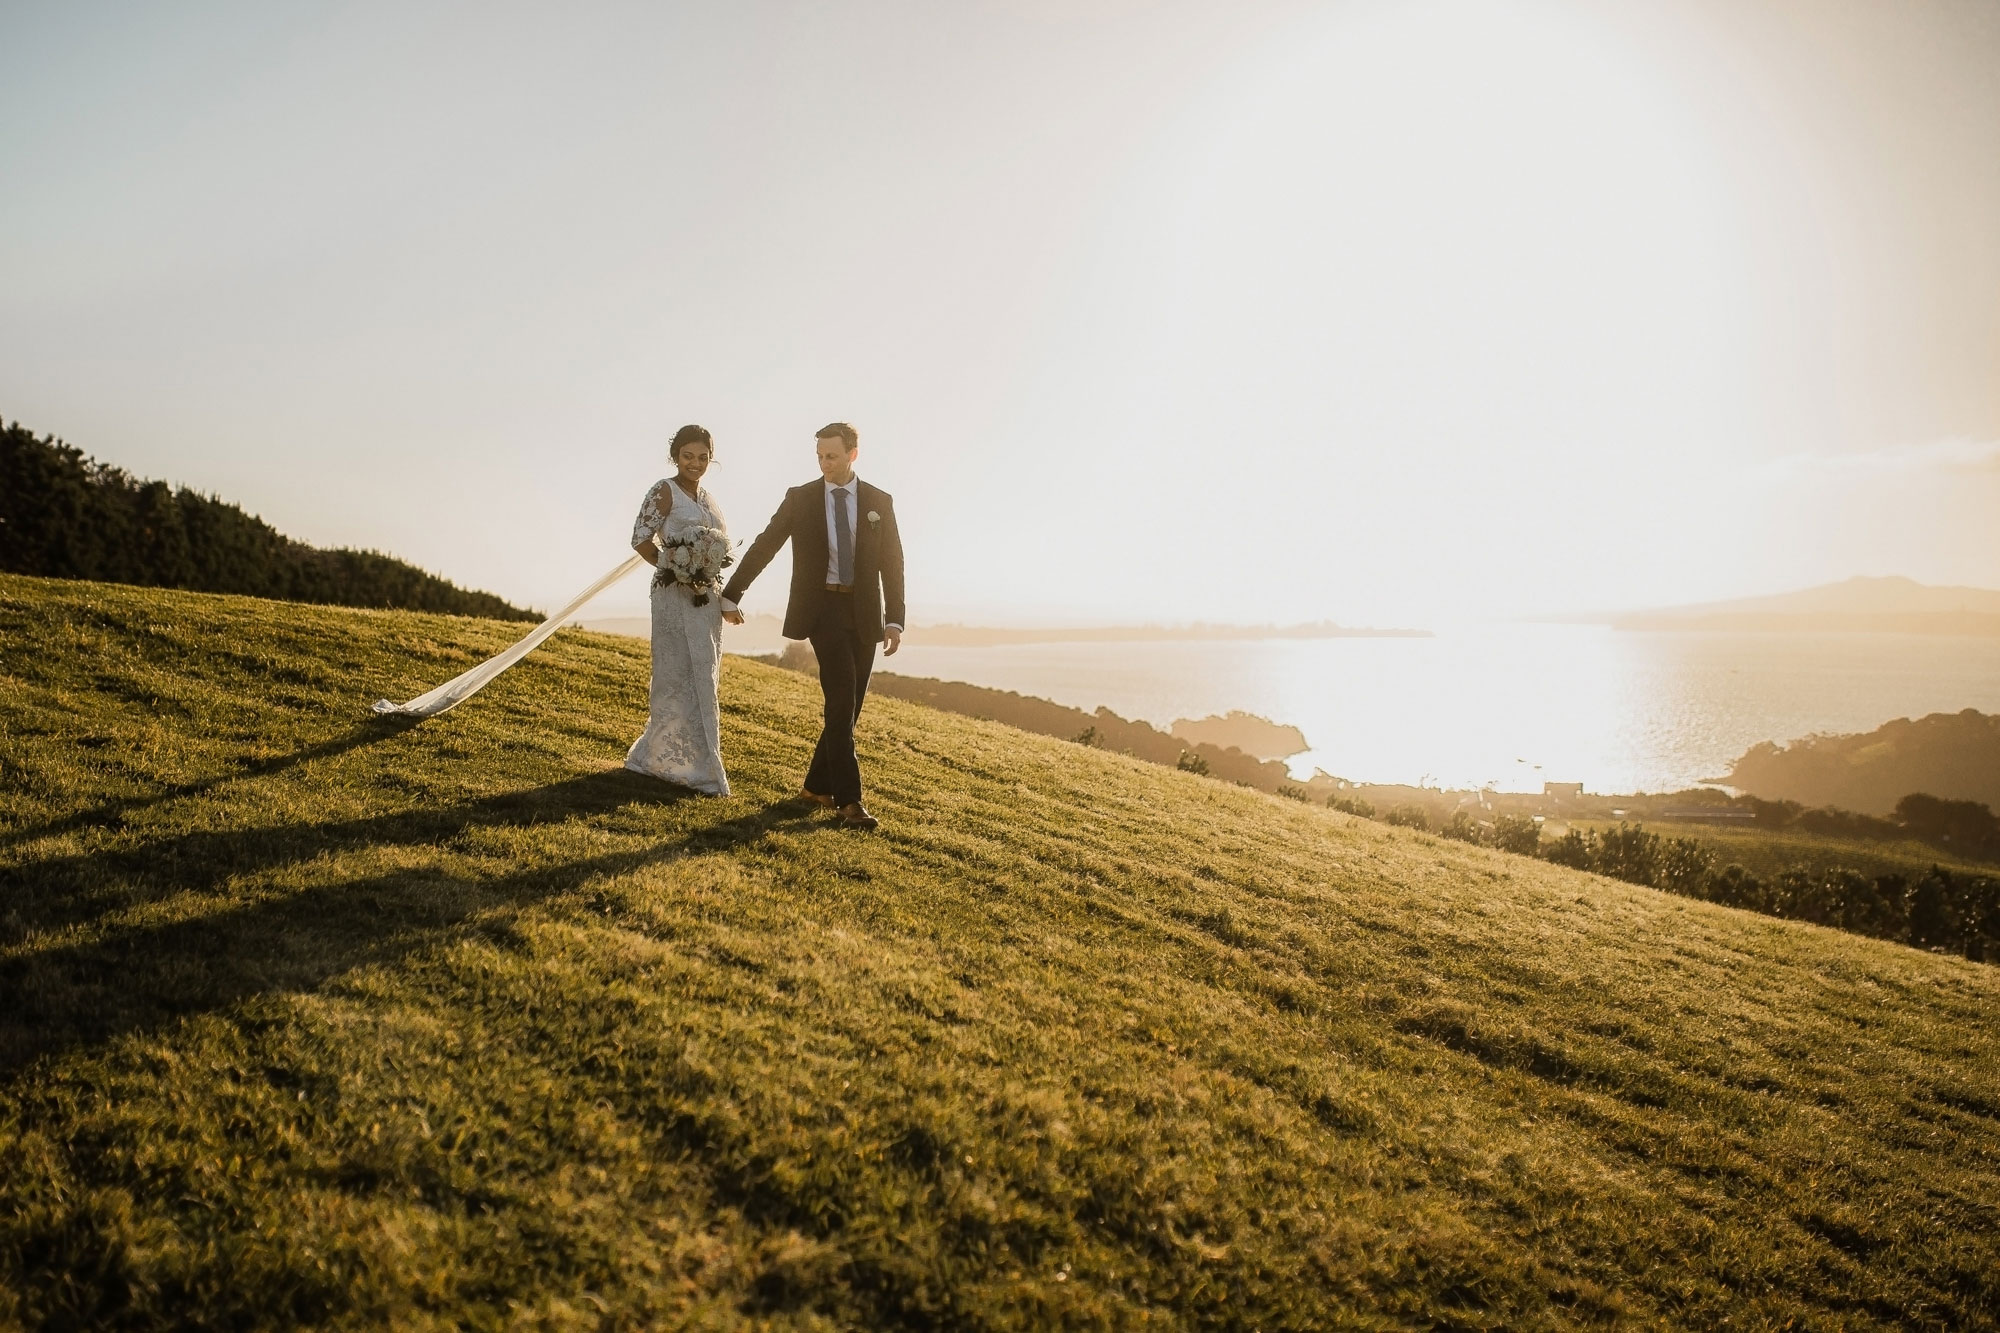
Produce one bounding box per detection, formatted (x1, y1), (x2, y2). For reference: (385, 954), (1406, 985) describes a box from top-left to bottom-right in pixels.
(824, 582), (854, 593)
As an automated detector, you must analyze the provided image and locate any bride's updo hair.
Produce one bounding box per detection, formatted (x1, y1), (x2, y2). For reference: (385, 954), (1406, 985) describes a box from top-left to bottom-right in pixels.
(670, 424), (713, 460)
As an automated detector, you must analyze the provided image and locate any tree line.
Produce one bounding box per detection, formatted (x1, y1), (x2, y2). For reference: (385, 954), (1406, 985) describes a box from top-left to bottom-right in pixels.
(1, 421), (536, 621)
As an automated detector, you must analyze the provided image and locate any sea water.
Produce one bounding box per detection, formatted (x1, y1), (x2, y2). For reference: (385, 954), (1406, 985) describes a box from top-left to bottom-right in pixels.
(876, 625), (2000, 793)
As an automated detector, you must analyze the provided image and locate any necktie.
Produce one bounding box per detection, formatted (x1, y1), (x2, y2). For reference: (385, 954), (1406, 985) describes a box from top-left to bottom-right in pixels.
(832, 486), (854, 586)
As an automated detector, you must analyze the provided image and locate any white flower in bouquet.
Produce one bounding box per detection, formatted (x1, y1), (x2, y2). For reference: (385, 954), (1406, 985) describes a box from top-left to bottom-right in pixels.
(654, 525), (736, 605)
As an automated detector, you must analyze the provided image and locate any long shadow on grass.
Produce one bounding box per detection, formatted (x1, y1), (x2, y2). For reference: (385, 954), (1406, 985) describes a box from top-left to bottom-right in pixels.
(0, 753), (710, 937)
(0, 775), (826, 1072)
(0, 717), (420, 851)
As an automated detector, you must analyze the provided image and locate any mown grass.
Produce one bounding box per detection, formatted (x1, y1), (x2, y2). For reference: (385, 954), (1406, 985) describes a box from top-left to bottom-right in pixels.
(3, 571), (1999, 1331)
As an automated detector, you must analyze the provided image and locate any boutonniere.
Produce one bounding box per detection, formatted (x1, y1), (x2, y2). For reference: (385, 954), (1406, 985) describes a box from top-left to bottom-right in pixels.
(866, 510), (881, 531)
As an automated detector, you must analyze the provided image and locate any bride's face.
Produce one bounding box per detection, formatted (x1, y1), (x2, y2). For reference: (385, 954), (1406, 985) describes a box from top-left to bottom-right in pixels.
(675, 441), (712, 482)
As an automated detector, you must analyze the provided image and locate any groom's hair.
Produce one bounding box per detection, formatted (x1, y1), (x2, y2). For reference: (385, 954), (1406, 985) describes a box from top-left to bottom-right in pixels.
(670, 424), (713, 459)
(815, 422), (858, 453)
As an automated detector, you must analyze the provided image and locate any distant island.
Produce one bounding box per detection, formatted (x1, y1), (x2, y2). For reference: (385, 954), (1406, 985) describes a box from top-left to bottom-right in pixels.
(1170, 710), (1309, 761)
(1613, 575), (2000, 635)
(912, 620), (1430, 646)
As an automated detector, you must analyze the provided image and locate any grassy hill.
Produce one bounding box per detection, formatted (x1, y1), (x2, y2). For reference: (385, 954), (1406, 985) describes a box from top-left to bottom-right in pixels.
(4, 573), (1999, 1330)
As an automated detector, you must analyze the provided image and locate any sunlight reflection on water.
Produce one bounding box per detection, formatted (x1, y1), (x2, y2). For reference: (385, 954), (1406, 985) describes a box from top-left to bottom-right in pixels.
(881, 626), (2000, 793)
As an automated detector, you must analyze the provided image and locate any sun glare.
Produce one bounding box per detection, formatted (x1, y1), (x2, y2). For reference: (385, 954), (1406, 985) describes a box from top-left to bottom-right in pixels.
(1025, 0), (1757, 622)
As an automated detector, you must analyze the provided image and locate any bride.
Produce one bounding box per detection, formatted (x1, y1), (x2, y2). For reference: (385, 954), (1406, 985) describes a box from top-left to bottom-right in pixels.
(625, 424), (731, 794)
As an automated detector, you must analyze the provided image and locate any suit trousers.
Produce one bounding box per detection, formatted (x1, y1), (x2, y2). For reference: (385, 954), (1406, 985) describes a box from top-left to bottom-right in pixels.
(804, 589), (876, 806)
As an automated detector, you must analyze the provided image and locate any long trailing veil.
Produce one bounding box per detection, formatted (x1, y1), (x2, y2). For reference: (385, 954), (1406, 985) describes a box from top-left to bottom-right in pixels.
(371, 554), (647, 719)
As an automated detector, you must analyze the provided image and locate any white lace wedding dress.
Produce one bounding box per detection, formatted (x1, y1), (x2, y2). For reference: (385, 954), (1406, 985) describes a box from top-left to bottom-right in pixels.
(624, 479), (731, 794)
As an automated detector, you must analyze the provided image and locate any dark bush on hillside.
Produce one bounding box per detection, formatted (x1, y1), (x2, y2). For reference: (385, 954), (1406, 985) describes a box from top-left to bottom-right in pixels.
(1383, 806), (1430, 832)
(1593, 824), (1664, 885)
(1895, 794), (2000, 856)
(1703, 864), (1765, 911)
(1489, 815), (1543, 856)
(1439, 811), (1484, 844)
(1793, 806), (1903, 840)
(1908, 872), (1954, 950)
(1743, 797), (1804, 827)
(1766, 867), (1903, 937)
(1546, 824), (1716, 896)
(1542, 830), (1594, 870)
(1326, 794), (1376, 818)
(1657, 835), (1717, 896)
(1, 421), (536, 620)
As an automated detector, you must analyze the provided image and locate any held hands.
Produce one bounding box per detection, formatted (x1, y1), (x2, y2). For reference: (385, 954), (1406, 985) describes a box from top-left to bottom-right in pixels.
(722, 607), (745, 625)
(884, 625), (901, 657)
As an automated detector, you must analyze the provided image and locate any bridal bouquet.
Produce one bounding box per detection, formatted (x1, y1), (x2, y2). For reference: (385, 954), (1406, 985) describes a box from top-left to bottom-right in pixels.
(653, 526), (735, 605)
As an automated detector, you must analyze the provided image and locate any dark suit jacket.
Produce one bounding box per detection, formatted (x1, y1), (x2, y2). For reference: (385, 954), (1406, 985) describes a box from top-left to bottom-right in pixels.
(721, 479), (906, 642)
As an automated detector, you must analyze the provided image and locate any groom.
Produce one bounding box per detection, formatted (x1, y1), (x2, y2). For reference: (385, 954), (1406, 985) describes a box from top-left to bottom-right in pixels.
(721, 422), (905, 829)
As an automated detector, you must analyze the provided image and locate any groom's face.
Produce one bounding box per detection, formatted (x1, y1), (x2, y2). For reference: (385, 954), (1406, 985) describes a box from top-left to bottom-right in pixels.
(816, 437), (857, 483)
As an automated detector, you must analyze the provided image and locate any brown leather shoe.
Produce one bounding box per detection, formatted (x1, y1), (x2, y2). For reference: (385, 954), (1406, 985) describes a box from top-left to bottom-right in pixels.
(838, 802), (879, 830)
(797, 788), (836, 810)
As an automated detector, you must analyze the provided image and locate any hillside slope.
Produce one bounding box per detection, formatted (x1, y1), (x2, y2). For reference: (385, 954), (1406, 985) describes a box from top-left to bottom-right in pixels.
(3, 573), (1998, 1330)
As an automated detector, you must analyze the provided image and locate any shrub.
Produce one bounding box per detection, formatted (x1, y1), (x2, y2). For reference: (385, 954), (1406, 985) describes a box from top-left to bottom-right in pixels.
(1794, 806), (1902, 841)
(1326, 794), (1375, 818)
(1896, 794), (2000, 856)
(1593, 824), (1660, 885)
(1542, 830), (1594, 870)
(1489, 815), (1542, 856)
(1768, 866), (1900, 938)
(1176, 751), (1210, 777)
(1962, 877), (2000, 962)
(1655, 836), (1716, 896)
(1703, 864), (1766, 910)
(1439, 810), (1484, 844)
(1383, 806), (1430, 832)
(1742, 797), (1801, 828)
(1907, 870), (1955, 949)
(1277, 784), (1310, 802)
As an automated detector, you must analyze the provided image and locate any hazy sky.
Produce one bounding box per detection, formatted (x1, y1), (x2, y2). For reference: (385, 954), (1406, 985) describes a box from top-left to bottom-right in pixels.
(4, 0), (1996, 624)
